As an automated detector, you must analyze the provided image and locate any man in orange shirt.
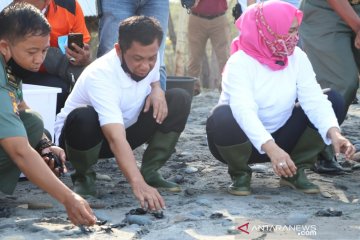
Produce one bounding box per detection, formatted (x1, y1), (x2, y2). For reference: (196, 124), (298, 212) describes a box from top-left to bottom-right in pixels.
(15, 0), (91, 113)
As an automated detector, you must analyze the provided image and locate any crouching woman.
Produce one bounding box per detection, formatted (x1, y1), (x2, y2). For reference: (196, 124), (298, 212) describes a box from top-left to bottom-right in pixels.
(206, 1), (355, 196)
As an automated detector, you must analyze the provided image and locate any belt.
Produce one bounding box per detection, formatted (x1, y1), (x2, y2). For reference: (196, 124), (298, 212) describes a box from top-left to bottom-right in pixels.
(191, 12), (226, 20)
(349, 0), (360, 5)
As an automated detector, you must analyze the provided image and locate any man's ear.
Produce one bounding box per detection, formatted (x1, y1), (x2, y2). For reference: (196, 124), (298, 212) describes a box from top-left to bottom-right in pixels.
(0, 40), (10, 61)
(114, 43), (122, 57)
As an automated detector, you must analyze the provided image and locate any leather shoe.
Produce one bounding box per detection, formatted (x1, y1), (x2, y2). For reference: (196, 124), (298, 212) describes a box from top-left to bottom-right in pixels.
(312, 157), (345, 175)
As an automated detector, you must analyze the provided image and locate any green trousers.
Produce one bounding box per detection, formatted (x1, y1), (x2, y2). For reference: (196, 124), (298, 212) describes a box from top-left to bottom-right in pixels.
(0, 110), (44, 194)
(300, 0), (360, 109)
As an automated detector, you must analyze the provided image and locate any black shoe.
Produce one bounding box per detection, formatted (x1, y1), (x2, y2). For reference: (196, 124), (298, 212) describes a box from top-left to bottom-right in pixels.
(312, 157), (346, 175)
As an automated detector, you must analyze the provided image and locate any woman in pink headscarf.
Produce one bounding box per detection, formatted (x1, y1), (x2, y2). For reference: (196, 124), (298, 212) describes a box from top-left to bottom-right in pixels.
(205, 0), (355, 196)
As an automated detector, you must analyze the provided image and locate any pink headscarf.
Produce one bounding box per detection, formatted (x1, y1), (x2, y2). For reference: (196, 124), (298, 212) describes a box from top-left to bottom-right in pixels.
(230, 0), (303, 71)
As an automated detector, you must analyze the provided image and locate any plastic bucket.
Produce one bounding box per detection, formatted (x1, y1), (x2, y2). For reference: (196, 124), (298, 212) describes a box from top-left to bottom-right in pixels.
(166, 76), (195, 99)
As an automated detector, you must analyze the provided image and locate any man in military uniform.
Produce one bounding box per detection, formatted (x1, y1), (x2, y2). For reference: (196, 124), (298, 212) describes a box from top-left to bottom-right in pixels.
(0, 2), (96, 226)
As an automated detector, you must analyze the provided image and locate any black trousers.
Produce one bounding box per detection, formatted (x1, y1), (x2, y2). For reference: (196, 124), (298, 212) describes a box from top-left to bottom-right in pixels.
(59, 88), (191, 157)
(206, 90), (345, 164)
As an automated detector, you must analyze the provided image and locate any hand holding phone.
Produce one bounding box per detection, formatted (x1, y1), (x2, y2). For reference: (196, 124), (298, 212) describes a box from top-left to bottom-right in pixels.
(68, 33), (84, 52)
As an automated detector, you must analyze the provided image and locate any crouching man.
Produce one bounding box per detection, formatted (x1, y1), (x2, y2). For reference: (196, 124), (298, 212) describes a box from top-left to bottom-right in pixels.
(0, 2), (96, 226)
(54, 16), (191, 210)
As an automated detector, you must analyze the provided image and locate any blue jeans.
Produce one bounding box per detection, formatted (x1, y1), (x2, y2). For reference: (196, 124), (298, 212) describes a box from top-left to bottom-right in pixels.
(282, 0), (300, 8)
(97, 0), (169, 90)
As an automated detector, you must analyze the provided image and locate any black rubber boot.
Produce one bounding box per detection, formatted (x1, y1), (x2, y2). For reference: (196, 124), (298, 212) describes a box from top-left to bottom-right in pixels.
(313, 146), (346, 175)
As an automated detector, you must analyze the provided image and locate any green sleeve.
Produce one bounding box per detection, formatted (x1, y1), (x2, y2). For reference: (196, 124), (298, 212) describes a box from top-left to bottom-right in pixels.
(0, 86), (27, 139)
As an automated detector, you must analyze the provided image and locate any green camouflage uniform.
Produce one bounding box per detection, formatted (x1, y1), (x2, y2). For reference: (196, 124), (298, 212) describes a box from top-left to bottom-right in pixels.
(0, 56), (43, 194)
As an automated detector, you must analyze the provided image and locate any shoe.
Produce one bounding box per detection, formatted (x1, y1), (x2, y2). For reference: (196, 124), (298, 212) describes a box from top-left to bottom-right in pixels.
(215, 142), (252, 196)
(280, 168), (320, 194)
(312, 157), (345, 175)
(71, 171), (97, 197)
(228, 174), (251, 196)
(141, 131), (182, 192)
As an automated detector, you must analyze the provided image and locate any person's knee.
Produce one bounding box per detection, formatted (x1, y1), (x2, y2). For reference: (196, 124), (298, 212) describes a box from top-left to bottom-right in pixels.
(166, 88), (192, 116)
(19, 110), (44, 147)
(326, 90), (346, 124)
(211, 105), (234, 128)
(64, 106), (100, 137)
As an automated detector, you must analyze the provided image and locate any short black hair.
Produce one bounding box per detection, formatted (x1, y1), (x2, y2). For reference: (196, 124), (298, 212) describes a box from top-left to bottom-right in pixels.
(0, 2), (51, 43)
(118, 16), (163, 52)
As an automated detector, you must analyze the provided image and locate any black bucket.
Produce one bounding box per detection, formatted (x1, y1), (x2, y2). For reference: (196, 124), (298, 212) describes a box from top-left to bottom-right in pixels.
(166, 76), (195, 99)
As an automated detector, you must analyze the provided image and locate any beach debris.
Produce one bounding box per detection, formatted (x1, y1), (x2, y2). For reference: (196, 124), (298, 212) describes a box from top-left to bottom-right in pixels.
(227, 227), (241, 235)
(174, 175), (185, 184)
(78, 225), (92, 234)
(210, 212), (224, 219)
(185, 188), (196, 196)
(352, 163), (360, 170)
(255, 195), (272, 200)
(315, 208), (342, 217)
(177, 151), (191, 158)
(251, 164), (269, 173)
(129, 208), (147, 215)
(28, 202), (53, 210)
(124, 208), (164, 225)
(89, 201), (106, 209)
(184, 166), (198, 174)
(152, 211), (164, 219)
(100, 225), (113, 233)
(253, 233), (267, 240)
(96, 173), (112, 181)
(320, 191), (332, 198)
(172, 214), (190, 223)
(126, 215), (153, 225)
(0, 207), (11, 218)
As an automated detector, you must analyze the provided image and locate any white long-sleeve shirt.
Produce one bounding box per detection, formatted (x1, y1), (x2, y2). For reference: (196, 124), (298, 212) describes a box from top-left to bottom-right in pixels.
(219, 47), (339, 153)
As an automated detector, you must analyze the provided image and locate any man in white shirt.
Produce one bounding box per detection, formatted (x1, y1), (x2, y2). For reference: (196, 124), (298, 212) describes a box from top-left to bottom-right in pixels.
(54, 16), (191, 210)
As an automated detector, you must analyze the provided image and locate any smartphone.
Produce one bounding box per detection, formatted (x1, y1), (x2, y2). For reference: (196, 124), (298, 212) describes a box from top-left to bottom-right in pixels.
(68, 33), (84, 51)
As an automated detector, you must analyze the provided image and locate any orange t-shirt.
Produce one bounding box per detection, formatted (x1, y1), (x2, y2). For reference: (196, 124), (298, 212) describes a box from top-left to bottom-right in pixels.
(46, 0), (90, 48)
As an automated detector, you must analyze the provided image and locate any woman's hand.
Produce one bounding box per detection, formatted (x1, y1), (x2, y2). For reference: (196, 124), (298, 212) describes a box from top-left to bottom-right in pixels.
(327, 127), (356, 160)
(262, 140), (297, 177)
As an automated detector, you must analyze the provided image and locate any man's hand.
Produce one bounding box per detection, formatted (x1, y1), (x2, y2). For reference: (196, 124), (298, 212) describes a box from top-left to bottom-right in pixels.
(102, 124), (167, 211)
(355, 30), (360, 49)
(66, 43), (91, 66)
(1, 137), (96, 227)
(144, 83), (168, 124)
(41, 145), (67, 177)
(193, 0), (200, 8)
(131, 179), (166, 211)
(63, 192), (97, 226)
(327, 127), (356, 159)
(262, 140), (297, 177)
